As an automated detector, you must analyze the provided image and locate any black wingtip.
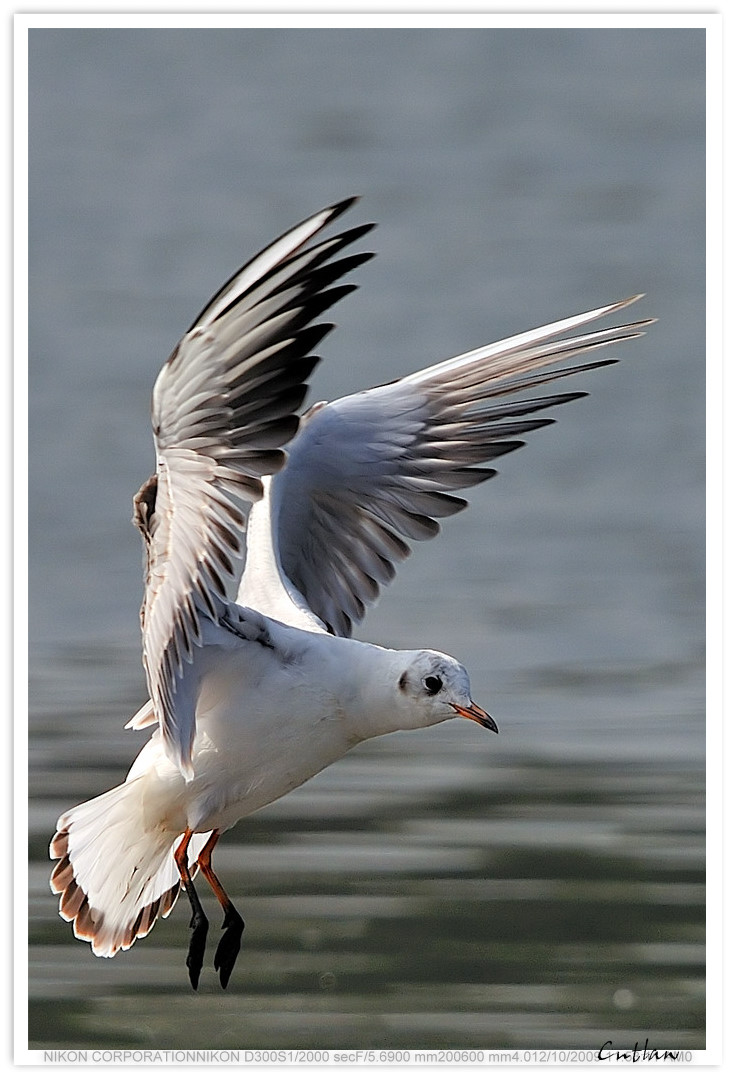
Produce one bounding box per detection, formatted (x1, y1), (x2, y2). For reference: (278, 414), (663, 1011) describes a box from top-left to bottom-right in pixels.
(585, 358), (620, 373)
(322, 200), (377, 240)
(344, 221), (377, 242)
(326, 196), (361, 220)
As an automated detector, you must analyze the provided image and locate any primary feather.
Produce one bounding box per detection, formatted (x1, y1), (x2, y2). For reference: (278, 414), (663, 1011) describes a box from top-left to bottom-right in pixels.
(134, 197), (375, 774)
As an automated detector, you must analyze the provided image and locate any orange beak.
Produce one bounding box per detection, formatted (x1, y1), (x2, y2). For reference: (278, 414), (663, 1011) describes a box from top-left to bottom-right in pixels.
(451, 701), (498, 734)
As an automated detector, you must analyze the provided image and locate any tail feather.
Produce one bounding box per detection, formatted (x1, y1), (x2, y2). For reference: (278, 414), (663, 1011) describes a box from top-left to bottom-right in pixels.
(50, 776), (210, 957)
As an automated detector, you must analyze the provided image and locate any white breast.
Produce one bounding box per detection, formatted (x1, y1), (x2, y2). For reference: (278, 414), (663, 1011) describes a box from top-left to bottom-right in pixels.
(180, 627), (359, 831)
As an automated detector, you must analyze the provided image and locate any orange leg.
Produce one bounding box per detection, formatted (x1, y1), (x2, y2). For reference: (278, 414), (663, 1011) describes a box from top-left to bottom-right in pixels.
(174, 828), (209, 990)
(196, 829), (245, 989)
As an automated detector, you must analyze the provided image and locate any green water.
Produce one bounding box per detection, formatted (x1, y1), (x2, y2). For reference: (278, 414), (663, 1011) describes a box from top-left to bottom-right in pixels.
(29, 732), (704, 1051)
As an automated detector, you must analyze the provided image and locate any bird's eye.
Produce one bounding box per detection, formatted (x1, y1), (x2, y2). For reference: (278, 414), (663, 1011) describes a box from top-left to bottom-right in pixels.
(423, 675), (443, 696)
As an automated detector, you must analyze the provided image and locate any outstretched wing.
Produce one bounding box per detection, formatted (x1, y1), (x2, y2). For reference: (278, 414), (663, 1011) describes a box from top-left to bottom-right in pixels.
(135, 198), (374, 774)
(240, 295), (652, 637)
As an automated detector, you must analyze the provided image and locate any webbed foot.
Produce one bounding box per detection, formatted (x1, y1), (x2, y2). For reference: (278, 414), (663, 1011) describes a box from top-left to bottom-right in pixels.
(186, 907), (209, 990)
(214, 905), (245, 989)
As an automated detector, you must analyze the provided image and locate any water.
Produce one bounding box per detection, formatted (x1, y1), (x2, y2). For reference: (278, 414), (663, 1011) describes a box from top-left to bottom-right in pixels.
(27, 27), (705, 1051)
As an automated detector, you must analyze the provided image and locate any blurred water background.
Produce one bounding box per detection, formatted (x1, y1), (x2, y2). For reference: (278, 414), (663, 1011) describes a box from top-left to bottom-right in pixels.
(27, 27), (705, 1051)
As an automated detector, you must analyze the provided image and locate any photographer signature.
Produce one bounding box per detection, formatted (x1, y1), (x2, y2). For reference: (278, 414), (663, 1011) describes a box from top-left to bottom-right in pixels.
(598, 1039), (683, 1062)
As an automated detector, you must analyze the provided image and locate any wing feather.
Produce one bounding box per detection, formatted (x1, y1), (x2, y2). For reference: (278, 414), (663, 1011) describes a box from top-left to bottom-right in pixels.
(135, 198), (374, 773)
(242, 295), (652, 636)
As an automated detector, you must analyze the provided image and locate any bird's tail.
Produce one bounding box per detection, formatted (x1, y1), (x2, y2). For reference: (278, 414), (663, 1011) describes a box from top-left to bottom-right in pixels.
(49, 776), (211, 957)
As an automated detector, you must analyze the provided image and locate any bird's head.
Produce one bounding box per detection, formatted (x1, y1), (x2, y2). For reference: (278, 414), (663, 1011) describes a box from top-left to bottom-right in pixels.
(391, 649), (497, 733)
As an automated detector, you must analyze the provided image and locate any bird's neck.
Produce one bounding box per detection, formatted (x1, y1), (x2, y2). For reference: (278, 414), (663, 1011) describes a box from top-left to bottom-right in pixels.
(330, 640), (411, 743)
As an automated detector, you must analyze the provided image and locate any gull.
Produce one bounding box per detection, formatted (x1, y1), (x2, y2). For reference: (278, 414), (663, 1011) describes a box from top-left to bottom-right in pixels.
(50, 197), (651, 989)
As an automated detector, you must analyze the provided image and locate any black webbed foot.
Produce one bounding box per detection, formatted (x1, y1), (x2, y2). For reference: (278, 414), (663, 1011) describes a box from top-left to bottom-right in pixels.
(186, 906), (209, 990)
(214, 905), (245, 989)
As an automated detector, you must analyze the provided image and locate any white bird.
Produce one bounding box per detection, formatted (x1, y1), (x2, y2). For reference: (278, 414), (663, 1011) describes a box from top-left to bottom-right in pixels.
(50, 197), (651, 989)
